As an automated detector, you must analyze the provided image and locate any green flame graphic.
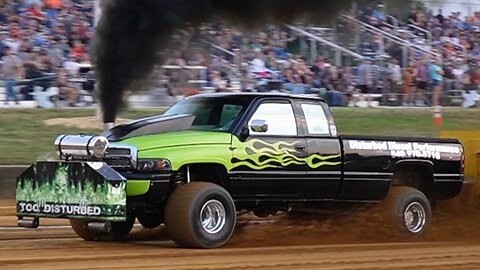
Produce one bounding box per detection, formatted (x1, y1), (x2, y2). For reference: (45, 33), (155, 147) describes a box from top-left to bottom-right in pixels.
(230, 138), (341, 170)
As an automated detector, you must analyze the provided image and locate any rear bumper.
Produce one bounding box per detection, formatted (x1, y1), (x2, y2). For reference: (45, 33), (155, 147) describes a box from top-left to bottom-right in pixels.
(433, 173), (464, 200)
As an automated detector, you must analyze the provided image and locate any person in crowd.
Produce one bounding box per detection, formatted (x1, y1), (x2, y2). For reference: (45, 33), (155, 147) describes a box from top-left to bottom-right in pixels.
(371, 4), (386, 27)
(273, 40), (287, 60)
(240, 70), (254, 92)
(461, 68), (479, 107)
(250, 49), (268, 76)
(415, 56), (429, 106)
(429, 58), (445, 106)
(436, 9), (445, 25)
(472, 63), (480, 87)
(0, 31), (7, 59)
(311, 55), (325, 75)
(356, 57), (373, 106)
(70, 39), (85, 60)
(402, 60), (417, 106)
(44, 0), (62, 10)
(387, 58), (402, 102)
(56, 69), (79, 107)
(22, 50), (42, 100)
(339, 66), (354, 105)
(63, 53), (80, 77)
(210, 70), (226, 91)
(26, 3), (47, 24)
(1, 46), (23, 105)
(3, 30), (21, 53)
(361, 5), (373, 23)
(452, 60), (465, 90)
(17, 42), (31, 61)
(443, 62), (456, 91)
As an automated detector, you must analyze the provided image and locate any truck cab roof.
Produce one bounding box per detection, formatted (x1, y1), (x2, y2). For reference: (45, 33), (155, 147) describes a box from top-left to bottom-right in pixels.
(183, 92), (327, 103)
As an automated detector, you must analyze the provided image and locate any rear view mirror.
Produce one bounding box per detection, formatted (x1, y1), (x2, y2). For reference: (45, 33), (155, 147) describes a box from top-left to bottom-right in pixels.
(250, 119), (268, 133)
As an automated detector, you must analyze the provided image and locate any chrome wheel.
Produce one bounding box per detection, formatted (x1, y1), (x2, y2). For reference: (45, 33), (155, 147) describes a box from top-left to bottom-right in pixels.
(200, 199), (226, 234)
(404, 202), (426, 234)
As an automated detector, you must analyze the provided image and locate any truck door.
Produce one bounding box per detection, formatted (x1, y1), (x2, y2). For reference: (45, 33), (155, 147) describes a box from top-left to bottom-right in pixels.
(230, 99), (309, 199)
(295, 101), (343, 199)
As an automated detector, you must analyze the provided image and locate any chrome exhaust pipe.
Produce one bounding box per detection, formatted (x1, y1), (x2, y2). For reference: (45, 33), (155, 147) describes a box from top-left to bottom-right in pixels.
(104, 122), (114, 132)
(17, 217), (39, 228)
(87, 221), (112, 233)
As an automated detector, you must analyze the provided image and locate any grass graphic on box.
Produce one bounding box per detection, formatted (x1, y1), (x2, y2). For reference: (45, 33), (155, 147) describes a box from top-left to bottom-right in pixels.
(16, 163), (126, 219)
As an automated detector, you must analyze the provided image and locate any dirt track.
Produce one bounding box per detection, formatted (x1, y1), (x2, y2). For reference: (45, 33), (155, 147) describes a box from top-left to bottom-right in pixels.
(1, 188), (480, 270)
(1, 237), (480, 270)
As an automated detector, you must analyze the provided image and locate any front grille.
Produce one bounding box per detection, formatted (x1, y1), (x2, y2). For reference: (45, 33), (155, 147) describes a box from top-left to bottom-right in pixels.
(103, 143), (137, 169)
(60, 142), (137, 170)
(106, 148), (131, 156)
(104, 158), (132, 167)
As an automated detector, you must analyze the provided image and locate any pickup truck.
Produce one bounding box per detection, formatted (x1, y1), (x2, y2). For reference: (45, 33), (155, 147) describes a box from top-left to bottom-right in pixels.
(16, 93), (464, 248)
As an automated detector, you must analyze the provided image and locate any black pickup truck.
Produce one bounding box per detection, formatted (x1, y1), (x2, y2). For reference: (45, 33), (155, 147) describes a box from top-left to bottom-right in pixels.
(16, 93), (464, 248)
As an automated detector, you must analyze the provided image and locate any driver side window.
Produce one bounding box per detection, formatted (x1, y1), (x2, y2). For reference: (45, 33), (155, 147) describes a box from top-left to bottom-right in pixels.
(249, 102), (297, 136)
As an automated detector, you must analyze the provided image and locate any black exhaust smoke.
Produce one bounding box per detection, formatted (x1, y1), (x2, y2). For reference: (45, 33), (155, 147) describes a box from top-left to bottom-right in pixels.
(94, 0), (399, 123)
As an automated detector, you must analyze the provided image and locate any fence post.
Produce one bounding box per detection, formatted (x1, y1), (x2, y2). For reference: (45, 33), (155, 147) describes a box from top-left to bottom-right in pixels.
(402, 46), (409, 68)
(310, 39), (317, 64)
(300, 36), (306, 57)
(335, 50), (342, 66)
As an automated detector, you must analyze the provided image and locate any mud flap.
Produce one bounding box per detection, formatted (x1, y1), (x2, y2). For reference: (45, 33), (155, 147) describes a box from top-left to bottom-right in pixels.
(16, 162), (127, 222)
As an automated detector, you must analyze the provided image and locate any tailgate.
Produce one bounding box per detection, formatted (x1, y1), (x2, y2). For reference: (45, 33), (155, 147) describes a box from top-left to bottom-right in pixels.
(16, 162), (127, 221)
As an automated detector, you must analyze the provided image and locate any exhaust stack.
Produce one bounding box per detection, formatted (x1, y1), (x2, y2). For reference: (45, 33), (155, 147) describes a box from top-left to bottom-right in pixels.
(55, 134), (109, 159)
(104, 122), (114, 132)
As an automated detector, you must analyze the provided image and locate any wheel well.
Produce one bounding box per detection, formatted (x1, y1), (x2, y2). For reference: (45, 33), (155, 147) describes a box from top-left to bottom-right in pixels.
(181, 163), (229, 188)
(391, 164), (434, 199)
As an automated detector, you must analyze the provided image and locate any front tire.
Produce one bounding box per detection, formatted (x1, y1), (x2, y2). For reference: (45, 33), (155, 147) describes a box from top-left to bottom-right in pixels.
(70, 214), (135, 241)
(384, 186), (432, 236)
(165, 182), (236, 248)
(137, 211), (164, 229)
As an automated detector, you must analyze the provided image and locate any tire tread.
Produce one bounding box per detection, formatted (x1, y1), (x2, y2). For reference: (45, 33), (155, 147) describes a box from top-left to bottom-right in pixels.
(165, 182), (235, 248)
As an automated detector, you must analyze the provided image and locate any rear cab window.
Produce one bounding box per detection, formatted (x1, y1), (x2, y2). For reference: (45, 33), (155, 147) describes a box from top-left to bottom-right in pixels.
(301, 103), (330, 135)
(249, 102), (298, 136)
(298, 101), (336, 136)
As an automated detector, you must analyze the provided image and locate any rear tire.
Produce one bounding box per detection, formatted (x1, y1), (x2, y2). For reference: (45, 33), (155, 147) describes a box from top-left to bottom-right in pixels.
(384, 186), (431, 236)
(70, 214), (135, 241)
(165, 182), (236, 248)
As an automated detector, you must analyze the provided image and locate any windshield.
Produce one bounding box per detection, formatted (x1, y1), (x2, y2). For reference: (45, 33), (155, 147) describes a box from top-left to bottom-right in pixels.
(164, 96), (251, 132)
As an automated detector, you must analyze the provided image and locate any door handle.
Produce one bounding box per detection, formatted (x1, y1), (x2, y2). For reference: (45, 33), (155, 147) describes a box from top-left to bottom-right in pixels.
(295, 145), (307, 152)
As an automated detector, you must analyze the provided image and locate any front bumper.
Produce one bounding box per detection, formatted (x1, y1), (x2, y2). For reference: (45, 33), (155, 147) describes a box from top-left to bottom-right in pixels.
(16, 161), (127, 222)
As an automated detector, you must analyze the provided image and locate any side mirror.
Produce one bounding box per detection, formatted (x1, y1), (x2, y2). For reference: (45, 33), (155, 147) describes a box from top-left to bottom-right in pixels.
(250, 119), (268, 133)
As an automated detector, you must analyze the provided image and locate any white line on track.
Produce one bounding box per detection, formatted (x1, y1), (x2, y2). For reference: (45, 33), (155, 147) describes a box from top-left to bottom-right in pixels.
(238, 220), (276, 224)
(0, 225), (72, 230)
(0, 206), (15, 209)
(0, 165), (29, 168)
(0, 220), (275, 231)
(0, 224), (146, 231)
(0, 237), (80, 242)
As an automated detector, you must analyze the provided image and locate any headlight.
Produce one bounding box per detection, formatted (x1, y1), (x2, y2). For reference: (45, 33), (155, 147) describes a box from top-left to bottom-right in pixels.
(137, 159), (171, 171)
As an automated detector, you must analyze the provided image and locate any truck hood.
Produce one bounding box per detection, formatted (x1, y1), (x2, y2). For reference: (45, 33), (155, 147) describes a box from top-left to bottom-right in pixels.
(102, 114), (195, 141)
(119, 130), (232, 151)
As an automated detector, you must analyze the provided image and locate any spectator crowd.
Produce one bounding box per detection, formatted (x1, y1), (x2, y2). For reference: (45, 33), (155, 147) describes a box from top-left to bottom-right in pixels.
(358, 4), (480, 107)
(164, 4), (480, 107)
(0, 0), (94, 106)
(1, 1), (479, 108)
